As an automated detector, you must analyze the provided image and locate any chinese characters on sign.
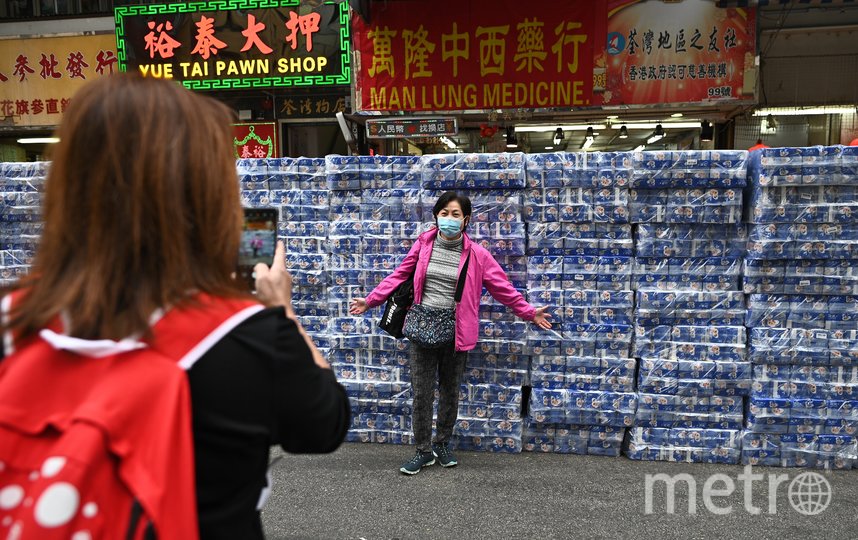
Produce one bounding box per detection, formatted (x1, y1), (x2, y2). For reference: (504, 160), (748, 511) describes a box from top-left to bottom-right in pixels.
(233, 123), (278, 159)
(279, 95), (348, 117)
(143, 12), (320, 62)
(353, 0), (606, 111)
(0, 98), (70, 118)
(145, 21), (182, 60)
(628, 62), (728, 81)
(366, 117), (457, 138)
(0, 34), (117, 127)
(242, 14), (273, 55)
(3, 50), (113, 84)
(598, 0), (756, 105)
(623, 25), (736, 84)
(116, 1), (350, 90)
(285, 11), (321, 52)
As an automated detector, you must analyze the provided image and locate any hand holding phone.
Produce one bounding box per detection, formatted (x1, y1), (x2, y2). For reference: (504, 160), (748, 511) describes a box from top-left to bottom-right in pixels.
(255, 240), (329, 370)
(239, 208), (278, 291)
(253, 240), (293, 312)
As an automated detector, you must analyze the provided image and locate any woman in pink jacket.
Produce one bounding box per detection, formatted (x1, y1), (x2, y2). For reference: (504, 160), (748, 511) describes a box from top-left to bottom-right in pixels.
(349, 191), (552, 475)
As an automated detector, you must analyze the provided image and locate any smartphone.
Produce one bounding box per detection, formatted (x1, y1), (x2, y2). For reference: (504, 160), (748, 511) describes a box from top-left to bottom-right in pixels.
(238, 208), (278, 290)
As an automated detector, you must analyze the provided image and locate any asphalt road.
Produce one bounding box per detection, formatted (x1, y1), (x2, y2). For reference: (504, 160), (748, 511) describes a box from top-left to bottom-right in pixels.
(260, 442), (857, 540)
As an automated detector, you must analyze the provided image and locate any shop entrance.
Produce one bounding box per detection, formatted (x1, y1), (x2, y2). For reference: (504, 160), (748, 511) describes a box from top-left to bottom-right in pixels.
(282, 121), (347, 158)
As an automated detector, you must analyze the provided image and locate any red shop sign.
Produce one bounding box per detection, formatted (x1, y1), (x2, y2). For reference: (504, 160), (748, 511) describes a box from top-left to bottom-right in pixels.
(353, 0), (607, 112)
(233, 122), (278, 159)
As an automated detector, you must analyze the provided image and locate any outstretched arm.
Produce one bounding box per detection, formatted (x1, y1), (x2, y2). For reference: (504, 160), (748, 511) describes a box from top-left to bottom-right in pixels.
(362, 236), (422, 309)
(482, 253), (552, 329)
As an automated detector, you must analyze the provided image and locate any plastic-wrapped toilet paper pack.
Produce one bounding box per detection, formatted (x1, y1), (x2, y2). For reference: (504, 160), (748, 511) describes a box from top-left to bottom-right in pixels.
(522, 420), (626, 456)
(625, 426), (742, 464)
(0, 162), (44, 286)
(423, 153), (526, 190)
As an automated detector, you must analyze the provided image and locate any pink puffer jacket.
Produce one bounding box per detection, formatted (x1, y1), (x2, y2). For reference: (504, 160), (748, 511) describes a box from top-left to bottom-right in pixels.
(365, 229), (536, 351)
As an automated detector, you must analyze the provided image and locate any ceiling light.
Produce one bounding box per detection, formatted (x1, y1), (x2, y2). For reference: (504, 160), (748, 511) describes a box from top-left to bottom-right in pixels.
(513, 125), (607, 133)
(619, 125), (629, 139)
(633, 144), (646, 152)
(17, 137), (60, 144)
(647, 125), (665, 144)
(646, 135), (663, 144)
(753, 106), (856, 117)
(545, 146), (556, 150)
(765, 114), (778, 131)
(440, 136), (457, 149)
(700, 121), (714, 142)
(609, 122), (701, 130)
(553, 127), (565, 146)
(581, 137), (594, 150)
(607, 115), (619, 120)
(585, 126), (594, 139)
(671, 113), (684, 118)
(506, 126), (517, 148)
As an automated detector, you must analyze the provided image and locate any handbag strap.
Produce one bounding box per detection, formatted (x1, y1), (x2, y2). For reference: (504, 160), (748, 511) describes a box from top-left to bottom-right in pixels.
(454, 251), (471, 303)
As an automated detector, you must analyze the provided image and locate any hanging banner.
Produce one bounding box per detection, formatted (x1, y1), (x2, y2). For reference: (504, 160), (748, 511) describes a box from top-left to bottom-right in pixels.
(115, 0), (350, 91)
(353, 0), (606, 112)
(233, 122), (278, 158)
(0, 34), (118, 128)
(597, 0), (756, 106)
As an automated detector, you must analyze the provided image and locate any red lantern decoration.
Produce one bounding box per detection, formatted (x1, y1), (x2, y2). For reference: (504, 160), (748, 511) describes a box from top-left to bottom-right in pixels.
(479, 123), (498, 139)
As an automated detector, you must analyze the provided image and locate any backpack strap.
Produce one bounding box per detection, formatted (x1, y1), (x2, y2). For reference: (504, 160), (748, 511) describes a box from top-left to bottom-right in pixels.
(1, 293), (13, 357)
(148, 294), (265, 371)
(0, 289), (54, 357)
(1, 291), (264, 369)
(454, 251), (471, 303)
(146, 294), (265, 370)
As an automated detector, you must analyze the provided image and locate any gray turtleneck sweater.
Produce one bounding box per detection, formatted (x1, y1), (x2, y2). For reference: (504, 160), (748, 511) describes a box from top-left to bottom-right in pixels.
(421, 232), (464, 309)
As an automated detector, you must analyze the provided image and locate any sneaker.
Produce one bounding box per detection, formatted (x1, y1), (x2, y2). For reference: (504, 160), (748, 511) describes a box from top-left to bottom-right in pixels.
(431, 442), (458, 468)
(399, 450), (435, 475)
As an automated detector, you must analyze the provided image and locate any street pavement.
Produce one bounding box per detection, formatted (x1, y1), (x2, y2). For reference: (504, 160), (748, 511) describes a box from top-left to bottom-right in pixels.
(261, 442), (858, 540)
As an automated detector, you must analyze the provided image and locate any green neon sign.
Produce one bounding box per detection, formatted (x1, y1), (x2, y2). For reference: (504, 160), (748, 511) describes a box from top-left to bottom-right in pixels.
(114, 0), (350, 90)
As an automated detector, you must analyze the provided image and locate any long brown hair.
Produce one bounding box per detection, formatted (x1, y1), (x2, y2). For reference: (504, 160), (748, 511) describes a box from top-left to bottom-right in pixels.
(7, 74), (247, 341)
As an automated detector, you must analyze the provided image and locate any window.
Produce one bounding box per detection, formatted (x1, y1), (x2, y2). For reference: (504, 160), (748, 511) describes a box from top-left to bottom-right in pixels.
(39, 0), (73, 16)
(5, 0), (35, 18)
(2, 0), (112, 19)
(80, 0), (106, 13)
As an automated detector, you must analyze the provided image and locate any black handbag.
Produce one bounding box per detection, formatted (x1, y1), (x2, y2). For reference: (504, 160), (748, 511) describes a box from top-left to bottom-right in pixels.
(403, 253), (470, 348)
(378, 272), (414, 338)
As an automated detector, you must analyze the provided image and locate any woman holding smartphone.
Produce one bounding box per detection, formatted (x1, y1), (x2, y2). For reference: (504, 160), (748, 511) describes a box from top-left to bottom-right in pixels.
(0, 74), (349, 539)
(349, 191), (552, 475)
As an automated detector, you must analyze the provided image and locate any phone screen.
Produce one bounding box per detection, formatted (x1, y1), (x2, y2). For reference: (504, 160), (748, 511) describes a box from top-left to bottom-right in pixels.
(238, 208), (278, 289)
